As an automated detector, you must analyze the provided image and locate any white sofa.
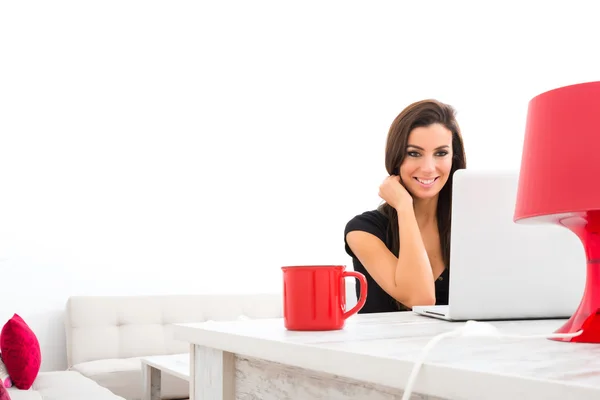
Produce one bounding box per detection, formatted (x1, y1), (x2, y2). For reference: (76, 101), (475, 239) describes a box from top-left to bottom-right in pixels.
(64, 293), (283, 400)
(7, 371), (126, 400)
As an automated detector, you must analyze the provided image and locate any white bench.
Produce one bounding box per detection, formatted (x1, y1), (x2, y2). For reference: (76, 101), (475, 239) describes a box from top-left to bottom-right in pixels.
(7, 371), (126, 400)
(64, 294), (283, 399)
(141, 354), (190, 400)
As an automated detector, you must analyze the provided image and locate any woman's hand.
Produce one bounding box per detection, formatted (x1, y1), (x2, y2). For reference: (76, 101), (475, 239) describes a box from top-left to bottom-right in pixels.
(379, 175), (413, 210)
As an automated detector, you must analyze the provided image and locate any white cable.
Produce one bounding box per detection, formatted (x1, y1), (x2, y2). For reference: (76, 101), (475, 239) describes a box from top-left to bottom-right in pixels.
(401, 321), (583, 400)
(401, 329), (461, 400)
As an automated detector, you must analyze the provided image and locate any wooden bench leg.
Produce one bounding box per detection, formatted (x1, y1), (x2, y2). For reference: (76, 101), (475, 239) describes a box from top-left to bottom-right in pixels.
(142, 363), (161, 400)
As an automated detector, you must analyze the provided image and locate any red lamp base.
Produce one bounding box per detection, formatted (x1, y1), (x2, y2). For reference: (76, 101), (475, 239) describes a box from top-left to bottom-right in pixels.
(551, 211), (600, 343)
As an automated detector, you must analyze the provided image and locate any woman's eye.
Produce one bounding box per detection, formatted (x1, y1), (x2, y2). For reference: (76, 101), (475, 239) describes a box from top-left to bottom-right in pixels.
(436, 151), (449, 157)
(407, 151), (420, 157)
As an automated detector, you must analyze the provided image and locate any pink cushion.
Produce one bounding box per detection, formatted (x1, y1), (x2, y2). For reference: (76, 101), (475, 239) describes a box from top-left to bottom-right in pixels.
(0, 314), (41, 390)
(0, 383), (9, 400)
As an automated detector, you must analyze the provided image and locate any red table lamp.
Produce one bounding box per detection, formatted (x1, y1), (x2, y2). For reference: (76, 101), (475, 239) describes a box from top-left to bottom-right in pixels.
(514, 81), (600, 343)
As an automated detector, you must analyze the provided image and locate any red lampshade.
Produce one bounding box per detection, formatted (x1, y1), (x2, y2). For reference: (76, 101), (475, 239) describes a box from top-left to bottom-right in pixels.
(515, 81), (600, 222)
(514, 81), (600, 343)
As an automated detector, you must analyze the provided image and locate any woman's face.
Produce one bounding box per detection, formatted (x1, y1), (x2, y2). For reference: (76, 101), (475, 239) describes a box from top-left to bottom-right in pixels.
(399, 123), (454, 200)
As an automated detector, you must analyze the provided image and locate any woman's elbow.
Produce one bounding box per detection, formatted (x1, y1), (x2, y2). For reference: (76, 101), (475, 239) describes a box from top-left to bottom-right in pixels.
(405, 294), (436, 309)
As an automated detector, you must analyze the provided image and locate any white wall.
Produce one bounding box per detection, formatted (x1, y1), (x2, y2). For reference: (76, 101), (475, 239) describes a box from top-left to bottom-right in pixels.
(0, 0), (599, 371)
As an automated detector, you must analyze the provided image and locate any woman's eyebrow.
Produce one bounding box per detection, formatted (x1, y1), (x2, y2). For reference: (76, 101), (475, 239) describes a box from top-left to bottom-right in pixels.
(407, 145), (450, 150)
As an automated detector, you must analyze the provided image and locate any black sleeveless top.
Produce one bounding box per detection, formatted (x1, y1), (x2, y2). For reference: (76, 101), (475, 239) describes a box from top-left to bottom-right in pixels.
(344, 209), (449, 313)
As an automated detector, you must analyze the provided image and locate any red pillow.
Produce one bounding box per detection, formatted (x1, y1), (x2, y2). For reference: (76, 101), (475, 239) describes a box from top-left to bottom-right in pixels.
(0, 384), (10, 400)
(0, 314), (41, 389)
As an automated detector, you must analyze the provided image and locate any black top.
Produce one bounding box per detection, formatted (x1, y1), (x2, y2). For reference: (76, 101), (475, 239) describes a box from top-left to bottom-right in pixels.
(344, 209), (449, 313)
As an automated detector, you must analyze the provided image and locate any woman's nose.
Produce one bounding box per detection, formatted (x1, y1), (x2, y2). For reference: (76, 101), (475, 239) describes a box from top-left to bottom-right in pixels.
(420, 156), (436, 172)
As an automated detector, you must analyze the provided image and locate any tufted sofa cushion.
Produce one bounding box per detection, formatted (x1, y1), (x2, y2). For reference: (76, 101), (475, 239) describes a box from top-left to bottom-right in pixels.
(64, 294), (283, 399)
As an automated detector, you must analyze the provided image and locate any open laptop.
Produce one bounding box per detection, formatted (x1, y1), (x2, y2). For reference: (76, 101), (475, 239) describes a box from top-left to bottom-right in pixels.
(412, 169), (586, 321)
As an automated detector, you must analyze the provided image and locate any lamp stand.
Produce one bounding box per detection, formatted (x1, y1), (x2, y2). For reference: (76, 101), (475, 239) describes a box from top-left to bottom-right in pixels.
(552, 210), (600, 343)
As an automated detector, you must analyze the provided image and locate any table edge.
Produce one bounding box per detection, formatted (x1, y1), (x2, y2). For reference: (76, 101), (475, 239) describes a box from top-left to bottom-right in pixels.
(173, 323), (600, 399)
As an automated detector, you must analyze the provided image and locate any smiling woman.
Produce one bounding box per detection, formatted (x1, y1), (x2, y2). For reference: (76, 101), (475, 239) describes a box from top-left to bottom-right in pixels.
(344, 99), (467, 313)
(400, 124), (454, 198)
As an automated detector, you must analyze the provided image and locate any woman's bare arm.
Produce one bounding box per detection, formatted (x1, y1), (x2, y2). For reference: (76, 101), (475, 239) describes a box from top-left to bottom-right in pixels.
(346, 208), (435, 308)
(394, 207), (435, 306)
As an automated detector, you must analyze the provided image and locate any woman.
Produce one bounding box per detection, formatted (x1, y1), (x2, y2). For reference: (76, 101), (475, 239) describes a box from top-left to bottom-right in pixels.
(344, 99), (467, 313)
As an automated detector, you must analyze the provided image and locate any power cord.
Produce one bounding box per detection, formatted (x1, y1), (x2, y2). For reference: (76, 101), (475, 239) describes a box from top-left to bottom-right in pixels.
(401, 321), (583, 400)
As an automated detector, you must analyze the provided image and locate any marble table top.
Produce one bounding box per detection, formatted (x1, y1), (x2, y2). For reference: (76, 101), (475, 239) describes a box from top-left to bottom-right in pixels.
(173, 312), (600, 399)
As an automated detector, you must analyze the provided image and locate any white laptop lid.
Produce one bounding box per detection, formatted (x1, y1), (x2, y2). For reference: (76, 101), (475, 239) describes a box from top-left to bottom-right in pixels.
(446, 169), (586, 320)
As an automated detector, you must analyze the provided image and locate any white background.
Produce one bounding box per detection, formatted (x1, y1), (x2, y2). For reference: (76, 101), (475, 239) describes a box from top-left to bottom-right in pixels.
(1, 0), (599, 370)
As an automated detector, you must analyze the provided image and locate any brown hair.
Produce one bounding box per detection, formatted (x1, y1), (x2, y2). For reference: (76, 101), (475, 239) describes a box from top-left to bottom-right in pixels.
(378, 99), (467, 274)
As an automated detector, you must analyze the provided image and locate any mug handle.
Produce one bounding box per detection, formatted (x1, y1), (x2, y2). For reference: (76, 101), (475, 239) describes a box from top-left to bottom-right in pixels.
(341, 271), (367, 320)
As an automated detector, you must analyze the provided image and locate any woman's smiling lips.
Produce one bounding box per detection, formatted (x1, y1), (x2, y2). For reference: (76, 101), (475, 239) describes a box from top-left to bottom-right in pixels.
(414, 177), (439, 187)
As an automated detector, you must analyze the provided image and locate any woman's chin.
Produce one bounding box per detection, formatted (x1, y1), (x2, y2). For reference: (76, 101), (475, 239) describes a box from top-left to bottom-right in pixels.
(409, 185), (442, 200)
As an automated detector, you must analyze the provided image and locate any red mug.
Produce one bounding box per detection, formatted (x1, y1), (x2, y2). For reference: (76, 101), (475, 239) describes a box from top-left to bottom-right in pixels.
(282, 265), (367, 331)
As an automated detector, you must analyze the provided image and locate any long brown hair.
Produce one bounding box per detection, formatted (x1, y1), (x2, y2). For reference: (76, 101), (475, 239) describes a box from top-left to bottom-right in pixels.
(378, 99), (467, 270)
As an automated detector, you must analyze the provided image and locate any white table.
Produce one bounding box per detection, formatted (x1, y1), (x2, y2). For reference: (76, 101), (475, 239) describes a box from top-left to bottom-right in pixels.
(140, 353), (190, 400)
(173, 312), (600, 400)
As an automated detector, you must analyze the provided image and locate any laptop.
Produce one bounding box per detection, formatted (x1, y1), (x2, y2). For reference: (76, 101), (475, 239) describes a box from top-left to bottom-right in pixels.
(412, 169), (586, 321)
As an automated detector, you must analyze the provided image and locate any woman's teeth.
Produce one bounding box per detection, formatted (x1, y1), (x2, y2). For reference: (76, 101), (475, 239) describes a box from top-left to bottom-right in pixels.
(415, 177), (437, 185)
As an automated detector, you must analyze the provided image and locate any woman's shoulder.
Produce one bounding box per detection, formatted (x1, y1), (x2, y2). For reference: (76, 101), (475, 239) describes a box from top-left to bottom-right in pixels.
(344, 208), (390, 259)
(344, 208), (390, 237)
